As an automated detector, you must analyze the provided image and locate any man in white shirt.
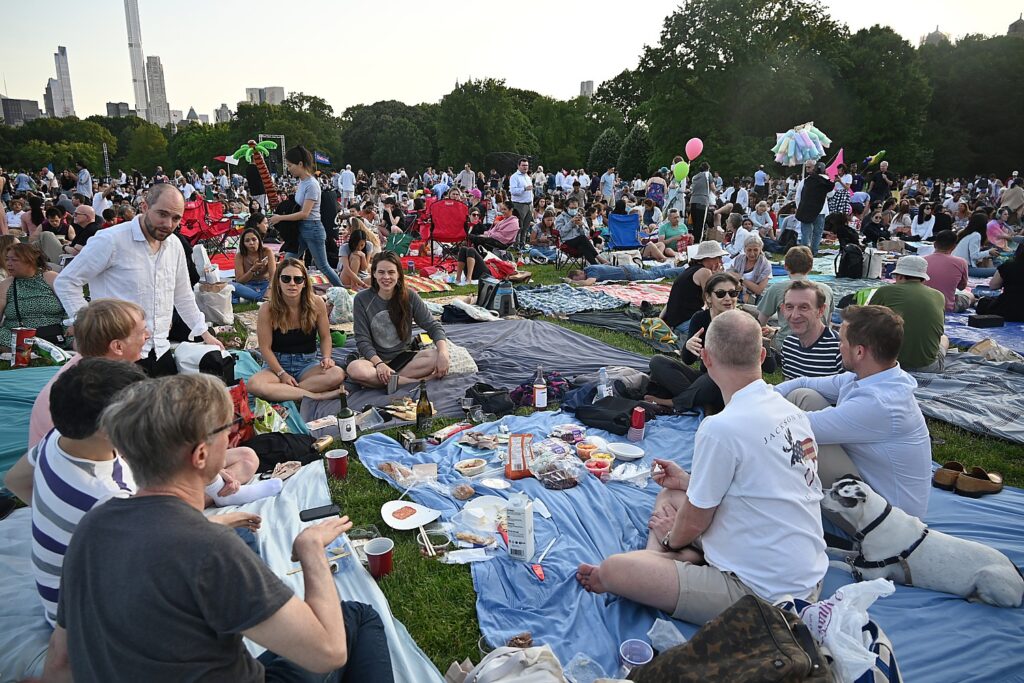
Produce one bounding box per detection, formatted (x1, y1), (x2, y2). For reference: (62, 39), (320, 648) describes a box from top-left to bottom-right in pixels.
(202, 166), (215, 185)
(753, 165), (769, 197)
(578, 310), (827, 624)
(337, 165), (356, 208)
(75, 161), (93, 197)
(562, 172), (577, 194)
(600, 166), (616, 201)
(54, 183), (223, 377)
(578, 169), (590, 190)
(554, 168), (565, 193)
(92, 184), (113, 217)
(508, 158), (534, 246)
(775, 304), (931, 519)
(531, 166), (546, 192)
(455, 164), (475, 192)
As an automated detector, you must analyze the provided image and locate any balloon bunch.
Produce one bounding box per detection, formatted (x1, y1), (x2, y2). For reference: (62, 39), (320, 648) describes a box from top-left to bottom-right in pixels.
(862, 150), (886, 168)
(671, 137), (704, 181)
(772, 122), (832, 167)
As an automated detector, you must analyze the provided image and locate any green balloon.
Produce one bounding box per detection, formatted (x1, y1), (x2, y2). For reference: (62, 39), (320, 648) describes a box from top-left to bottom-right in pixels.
(673, 161), (690, 181)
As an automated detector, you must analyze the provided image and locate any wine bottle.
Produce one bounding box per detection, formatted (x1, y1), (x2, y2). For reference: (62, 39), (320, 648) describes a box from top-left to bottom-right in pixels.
(336, 392), (356, 444)
(416, 380), (433, 432)
(533, 366), (548, 409)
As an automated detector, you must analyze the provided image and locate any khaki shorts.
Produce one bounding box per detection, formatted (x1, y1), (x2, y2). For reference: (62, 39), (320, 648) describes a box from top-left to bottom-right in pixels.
(672, 561), (822, 625)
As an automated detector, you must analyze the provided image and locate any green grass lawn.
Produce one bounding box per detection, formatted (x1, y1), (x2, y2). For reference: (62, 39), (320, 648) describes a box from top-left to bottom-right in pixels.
(325, 268), (1024, 671)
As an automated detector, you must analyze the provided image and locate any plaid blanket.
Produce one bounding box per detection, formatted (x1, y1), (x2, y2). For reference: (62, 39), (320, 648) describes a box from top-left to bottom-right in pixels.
(307, 272), (450, 293)
(513, 284), (625, 316)
(588, 282), (673, 306)
(911, 354), (1024, 444)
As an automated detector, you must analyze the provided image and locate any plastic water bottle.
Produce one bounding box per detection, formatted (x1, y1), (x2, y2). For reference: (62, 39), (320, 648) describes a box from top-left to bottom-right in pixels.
(506, 493), (535, 562)
(594, 366), (610, 403)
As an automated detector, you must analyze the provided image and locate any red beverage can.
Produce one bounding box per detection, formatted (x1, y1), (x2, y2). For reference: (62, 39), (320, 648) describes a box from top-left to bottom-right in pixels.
(630, 406), (646, 430)
(12, 328), (35, 368)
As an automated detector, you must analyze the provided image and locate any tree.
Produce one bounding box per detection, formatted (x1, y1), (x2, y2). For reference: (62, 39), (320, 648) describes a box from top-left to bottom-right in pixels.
(617, 124), (653, 180)
(373, 118), (432, 170)
(588, 128), (622, 172)
(435, 79), (538, 169)
(125, 124), (168, 172)
(340, 100), (432, 170)
(233, 139), (280, 208)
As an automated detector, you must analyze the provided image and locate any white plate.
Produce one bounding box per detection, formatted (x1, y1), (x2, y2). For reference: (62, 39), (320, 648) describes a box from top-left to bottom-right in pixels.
(380, 500), (441, 530)
(608, 443), (645, 461)
(479, 477), (511, 490)
(465, 495), (508, 521)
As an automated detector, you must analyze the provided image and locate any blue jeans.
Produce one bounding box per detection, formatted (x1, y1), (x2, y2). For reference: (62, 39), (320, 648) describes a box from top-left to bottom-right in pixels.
(799, 215), (825, 256)
(259, 601), (394, 683)
(232, 279), (269, 303)
(968, 265), (997, 278)
(267, 352), (321, 380)
(297, 219), (343, 287)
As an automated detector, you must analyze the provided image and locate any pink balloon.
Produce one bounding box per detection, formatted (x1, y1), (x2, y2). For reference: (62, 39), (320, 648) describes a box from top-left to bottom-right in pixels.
(685, 137), (703, 161)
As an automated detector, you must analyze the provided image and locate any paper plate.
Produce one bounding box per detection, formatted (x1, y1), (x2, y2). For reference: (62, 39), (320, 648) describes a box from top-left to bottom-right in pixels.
(479, 477), (511, 490)
(608, 443), (645, 461)
(465, 495), (508, 521)
(380, 500), (441, 530)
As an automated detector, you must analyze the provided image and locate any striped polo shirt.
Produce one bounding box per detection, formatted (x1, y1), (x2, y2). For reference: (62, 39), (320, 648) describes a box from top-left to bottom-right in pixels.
(781, 327), (844, 380)
(29, 429), (136, 625)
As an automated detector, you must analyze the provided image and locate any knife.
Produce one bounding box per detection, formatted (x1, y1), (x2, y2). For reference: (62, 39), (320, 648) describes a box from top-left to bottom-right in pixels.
(531, 537), (558, 581)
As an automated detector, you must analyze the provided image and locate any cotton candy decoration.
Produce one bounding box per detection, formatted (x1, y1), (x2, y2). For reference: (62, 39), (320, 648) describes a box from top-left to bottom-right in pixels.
(771, 121), (832, 167)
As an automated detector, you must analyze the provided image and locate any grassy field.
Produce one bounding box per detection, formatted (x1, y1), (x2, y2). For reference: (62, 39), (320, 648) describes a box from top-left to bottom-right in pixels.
(314, 263), (1024, 670)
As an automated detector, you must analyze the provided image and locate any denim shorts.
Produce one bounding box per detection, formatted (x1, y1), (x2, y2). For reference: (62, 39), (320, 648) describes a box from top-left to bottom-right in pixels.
(267, 352), (321, 379)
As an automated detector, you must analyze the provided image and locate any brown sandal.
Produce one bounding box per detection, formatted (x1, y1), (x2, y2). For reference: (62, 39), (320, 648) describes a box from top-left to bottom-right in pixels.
(932, 461), (965, 491)
(954, 466), (1004, 497)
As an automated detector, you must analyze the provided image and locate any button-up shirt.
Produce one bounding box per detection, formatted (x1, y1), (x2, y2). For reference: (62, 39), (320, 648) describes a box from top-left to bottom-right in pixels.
(775, 366), (931, 519)
(76, 168), (92, 197)
(54, 217), (208, 358)
(509, 171), (534, 204)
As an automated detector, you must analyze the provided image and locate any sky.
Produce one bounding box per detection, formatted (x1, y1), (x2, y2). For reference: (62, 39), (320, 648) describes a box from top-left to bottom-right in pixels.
(0, 0), (1019, 120)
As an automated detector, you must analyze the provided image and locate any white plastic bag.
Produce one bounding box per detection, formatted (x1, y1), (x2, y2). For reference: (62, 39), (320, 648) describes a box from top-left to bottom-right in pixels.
(647, 618), (687, 653)
(325, 287), (354, 324)
(194, 282), (234, 325)
(799, 578), (895, 683)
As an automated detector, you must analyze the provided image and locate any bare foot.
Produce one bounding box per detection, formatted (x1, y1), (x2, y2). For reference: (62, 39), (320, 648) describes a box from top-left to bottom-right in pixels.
(308, 388), (344, 401)
(209, 511), (262, 531)
(576, 563), (607, 594)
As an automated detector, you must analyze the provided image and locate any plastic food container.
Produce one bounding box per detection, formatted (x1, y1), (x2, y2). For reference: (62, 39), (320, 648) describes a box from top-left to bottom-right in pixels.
(590, 452), (615, 466)
(416, 531), (452, 557)
(454, 458), (487, 477)
(529, 454), (582, 490)
(585, 459), (611, 478)
(576, 442), (598, 461)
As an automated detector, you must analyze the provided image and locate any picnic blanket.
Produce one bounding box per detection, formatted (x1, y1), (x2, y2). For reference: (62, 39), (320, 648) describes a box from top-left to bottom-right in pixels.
(944, 313), (1024, 354)
(355, 411), (1024, 682)
(0, 463), (444, 682)
(910, 353), (1024, 444)
(0, 365), (60, 480)
(513, 284), (625, 316)
(588, 282), (673, 307)
(566, 307), (678, 353)
(300, 319), (653, 431)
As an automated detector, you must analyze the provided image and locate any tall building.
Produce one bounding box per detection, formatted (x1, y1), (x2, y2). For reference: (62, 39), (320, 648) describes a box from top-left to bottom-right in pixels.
(921, 26), (949, 46)
(44, 79), (63, 118)
(1010, 14), (1024, 38)
(245, 86), (285, 106)
(53, 46), (75, 117)
(170, 109), (183, 125)
(215, 103), (232, 123)
(580, 80), (594, 98)
(106, 102), (131, 117)
(146, 55), (171, 127)
(124, 0), (149, 121)
(1, 97), (42, 126)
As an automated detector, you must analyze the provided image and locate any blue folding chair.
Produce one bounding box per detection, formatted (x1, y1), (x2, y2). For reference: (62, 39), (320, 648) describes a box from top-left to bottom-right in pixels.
(606, 212), (642, 251)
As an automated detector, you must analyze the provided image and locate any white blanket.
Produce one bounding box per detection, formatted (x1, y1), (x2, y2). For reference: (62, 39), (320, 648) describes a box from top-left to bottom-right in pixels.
(0, 463), (443, 682)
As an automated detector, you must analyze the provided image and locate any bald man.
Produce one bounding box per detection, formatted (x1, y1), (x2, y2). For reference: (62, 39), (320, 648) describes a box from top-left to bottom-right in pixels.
(577, 310), (827, 625)
(65, 205), (101, 255)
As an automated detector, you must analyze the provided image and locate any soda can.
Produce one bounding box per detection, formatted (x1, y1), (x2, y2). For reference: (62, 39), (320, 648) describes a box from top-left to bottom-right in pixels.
(406, 260), (415, 274)
(12, 328), (35, 368)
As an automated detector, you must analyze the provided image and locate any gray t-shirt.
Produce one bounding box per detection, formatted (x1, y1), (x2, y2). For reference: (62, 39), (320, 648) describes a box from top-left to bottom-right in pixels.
(353, 288), (447, 361)
(294, 176), (322, 221)
(57, 496), (293, 682)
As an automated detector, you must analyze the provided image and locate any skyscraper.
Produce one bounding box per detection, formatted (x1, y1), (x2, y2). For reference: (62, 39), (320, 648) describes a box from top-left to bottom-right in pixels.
(146, 55), (171, 127)
(124, 0), (149, 121)
(53, 46), (75, 117)
(580, 81), (594, 98)
(106, 102), (131, 117)
(44, 79), (62, 118)
(245, 87), (285, 106)
(1, 97), (42, 127)
(215, 103), (232, 123)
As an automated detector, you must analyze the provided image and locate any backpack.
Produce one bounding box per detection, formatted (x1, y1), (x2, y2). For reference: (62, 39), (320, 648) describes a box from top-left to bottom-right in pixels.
(574, 396), (655, 436)
(835, 243), (865, 278)
(509, 371), (571, 408)
(239, 433), (319, 474)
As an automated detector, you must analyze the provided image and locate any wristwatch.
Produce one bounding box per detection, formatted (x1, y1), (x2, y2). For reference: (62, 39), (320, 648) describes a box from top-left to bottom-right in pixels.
(661, 533), (688, 552)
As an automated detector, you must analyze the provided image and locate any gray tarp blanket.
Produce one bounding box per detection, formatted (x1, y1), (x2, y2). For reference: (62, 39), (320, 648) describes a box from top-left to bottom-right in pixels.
(301, 319), (653, 427)
(910, 353), (1024, 444)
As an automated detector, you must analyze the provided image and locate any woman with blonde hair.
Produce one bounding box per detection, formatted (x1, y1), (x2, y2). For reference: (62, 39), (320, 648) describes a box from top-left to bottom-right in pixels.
(246, 257), (346, 401)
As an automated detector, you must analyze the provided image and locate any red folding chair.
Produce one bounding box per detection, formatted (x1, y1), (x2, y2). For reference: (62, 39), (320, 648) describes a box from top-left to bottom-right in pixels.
(181, 199), (235, 257)
(426, 200), (469, 264)
(178, 200), (206, 245)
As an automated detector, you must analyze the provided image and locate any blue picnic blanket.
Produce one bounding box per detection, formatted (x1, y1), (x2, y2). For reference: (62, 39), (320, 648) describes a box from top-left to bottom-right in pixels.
(513, 284), (625, 316)
(357, 411), (1024, 681)
(944, 312), (1024, 354)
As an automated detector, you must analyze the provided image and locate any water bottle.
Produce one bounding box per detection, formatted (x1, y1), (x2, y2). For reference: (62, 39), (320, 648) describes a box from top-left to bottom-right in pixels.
(594, 366), (610, 403)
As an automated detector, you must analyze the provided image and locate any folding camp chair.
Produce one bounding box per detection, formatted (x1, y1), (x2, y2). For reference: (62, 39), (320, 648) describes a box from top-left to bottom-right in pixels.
(178, 200), (207, 245)
(553, 226), (587, 271)
(606, 213), (642, 252)
(426, 199), (469, 264)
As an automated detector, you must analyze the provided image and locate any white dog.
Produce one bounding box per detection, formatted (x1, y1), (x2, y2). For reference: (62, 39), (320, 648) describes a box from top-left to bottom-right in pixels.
(823, 475), (1024, 607)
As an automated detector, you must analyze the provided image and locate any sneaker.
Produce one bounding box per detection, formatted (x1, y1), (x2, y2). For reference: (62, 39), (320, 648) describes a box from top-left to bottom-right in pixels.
(532, 254), (549, 265)
(469, 279), (478, 286)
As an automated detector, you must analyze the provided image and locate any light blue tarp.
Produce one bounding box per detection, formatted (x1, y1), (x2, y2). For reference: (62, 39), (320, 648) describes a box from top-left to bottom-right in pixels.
(357, 411), (1024, 681)
(0, 366), (60, 479)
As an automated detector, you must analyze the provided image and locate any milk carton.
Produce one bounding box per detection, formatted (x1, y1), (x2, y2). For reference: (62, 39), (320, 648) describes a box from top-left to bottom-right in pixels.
(506, 493), (535, 562)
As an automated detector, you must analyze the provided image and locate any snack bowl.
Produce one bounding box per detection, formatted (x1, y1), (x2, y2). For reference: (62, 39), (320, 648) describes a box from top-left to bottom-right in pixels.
(608, 443), (645, 461)
(585, 459), (611, 478)
(576, 442), (598, 461)
(454, 458), (487, 477)
(590, 452), (615, 466)
(416, 531), (452, 558)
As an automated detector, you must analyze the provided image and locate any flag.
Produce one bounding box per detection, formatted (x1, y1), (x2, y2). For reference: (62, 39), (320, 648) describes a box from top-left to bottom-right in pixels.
(314, 151), (330, 165)
(213, 155), (239, 166)
(825, 148), (844, 181)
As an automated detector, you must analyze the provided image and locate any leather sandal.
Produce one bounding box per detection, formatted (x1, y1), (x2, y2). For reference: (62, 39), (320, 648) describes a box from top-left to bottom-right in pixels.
(932, 461), (965, 491)
(954, 466), (1004, 497)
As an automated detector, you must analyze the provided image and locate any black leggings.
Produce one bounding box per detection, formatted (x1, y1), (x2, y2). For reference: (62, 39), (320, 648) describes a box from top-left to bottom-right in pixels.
(458, 246), (488, 279)
(563, 235), (601, 264)
(648, 354), (723, 414)
(469, 234), (508, 252)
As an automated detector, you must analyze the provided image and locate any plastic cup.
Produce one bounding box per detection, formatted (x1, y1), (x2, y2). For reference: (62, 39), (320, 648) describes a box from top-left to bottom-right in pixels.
(619, 639), (654, 670)
(325, 449), (349, 479)
(365, 537), (395, 579)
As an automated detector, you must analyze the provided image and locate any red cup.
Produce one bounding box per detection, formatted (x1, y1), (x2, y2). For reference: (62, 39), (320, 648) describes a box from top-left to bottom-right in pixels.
(325, 449), (349, 479)
(364, 537), (394, 579)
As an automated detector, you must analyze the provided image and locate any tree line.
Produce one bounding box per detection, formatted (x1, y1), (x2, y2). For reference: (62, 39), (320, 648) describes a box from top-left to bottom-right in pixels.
(1, 0), (1020, 181)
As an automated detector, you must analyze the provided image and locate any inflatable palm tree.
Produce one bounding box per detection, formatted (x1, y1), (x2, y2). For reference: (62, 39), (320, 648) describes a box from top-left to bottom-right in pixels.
(233, 139), (280, 209)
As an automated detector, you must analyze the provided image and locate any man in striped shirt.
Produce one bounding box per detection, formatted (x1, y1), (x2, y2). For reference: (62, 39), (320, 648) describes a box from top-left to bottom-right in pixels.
(29, 358), (147, 625)
(780, 280), (843, 380)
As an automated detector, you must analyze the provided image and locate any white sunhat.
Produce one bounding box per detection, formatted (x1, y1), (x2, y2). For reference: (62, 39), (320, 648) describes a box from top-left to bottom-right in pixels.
(693, 240), (729, 260)
(892, 255), (930, 281)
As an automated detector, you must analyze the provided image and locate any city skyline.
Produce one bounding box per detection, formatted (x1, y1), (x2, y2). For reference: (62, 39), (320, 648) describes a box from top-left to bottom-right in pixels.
(0, 0), (1019, 122)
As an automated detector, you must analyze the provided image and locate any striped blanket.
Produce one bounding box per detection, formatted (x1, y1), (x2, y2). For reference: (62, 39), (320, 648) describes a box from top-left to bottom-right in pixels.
(306, 272), (451, 293)
(589, 282), (673, 306)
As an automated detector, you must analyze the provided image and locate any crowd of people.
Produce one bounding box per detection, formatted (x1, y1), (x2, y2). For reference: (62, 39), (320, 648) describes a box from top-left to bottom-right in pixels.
(1, 144), (1023, 679)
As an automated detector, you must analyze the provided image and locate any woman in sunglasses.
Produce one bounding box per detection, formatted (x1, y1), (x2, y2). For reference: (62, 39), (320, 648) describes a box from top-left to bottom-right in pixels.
(347, 251), (449, 393)
(644, 272), (774, 415)
(247, 258), (346, 402)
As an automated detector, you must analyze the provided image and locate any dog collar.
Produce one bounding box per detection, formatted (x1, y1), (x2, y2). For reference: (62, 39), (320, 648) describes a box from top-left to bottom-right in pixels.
(853, 502), (892, 542)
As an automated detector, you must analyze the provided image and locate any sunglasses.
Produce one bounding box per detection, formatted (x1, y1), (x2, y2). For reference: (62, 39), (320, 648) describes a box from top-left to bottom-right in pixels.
(207, 415), (244, 437)
(712, 289), (741, 299)
(279, 274), (306, 284)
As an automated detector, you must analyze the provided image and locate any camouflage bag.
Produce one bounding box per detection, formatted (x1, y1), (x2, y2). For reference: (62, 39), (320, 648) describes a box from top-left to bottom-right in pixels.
(630, 594), (832, 682)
